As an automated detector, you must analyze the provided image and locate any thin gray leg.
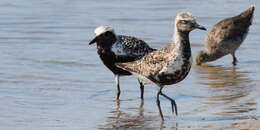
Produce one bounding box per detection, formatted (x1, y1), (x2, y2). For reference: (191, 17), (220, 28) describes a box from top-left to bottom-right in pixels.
(231, 52), (238, 65)
(139, 99), (144, 117)
(160, 92), (178, 115)
(156, 87), (164, 120)
(138, 79), (144, 100)
(115, 75), (120, 100)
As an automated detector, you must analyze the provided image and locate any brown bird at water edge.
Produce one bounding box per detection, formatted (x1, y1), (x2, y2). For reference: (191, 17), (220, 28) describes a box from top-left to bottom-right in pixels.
(195, 6), (255, 65)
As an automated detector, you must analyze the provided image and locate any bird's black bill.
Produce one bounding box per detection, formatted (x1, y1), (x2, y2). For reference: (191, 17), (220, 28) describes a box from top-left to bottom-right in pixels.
(89, 37), (97, 45)
(195, 23), (207, 31)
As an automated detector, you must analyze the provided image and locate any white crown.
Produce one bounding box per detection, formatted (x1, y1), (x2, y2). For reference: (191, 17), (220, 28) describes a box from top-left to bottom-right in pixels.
(176, 12), (196, 21)
(94, 25), (114, 36)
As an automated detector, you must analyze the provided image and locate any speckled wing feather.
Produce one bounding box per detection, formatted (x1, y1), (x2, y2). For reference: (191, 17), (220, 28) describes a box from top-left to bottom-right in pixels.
(205, 6), (254, 54)
(112, 35), (156, 62)
(116, 46), (173, 78)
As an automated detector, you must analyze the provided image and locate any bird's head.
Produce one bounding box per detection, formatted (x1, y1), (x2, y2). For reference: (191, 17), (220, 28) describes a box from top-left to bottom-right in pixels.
(175, 12), (206, 32)
(195, 50), (210, 65)
(89, 25), (117, 45)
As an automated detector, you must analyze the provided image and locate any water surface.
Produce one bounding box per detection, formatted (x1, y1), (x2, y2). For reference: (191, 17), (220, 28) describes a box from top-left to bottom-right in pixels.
(0, 0), (259, 129)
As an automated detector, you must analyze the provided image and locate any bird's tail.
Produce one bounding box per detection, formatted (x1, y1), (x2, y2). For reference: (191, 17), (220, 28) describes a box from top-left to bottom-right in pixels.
(240, 5), (255, 21)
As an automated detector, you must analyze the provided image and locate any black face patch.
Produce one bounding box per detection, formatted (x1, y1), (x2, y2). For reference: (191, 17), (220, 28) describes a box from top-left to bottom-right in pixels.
(95, 31), (117, 48)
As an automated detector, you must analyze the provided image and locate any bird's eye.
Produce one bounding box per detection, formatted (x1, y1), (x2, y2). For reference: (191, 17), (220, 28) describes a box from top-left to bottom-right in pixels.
(180, 20), (188, 24)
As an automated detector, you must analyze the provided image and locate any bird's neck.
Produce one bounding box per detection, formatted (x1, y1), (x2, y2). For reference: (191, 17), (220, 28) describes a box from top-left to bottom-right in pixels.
(171, 29), (191, 58)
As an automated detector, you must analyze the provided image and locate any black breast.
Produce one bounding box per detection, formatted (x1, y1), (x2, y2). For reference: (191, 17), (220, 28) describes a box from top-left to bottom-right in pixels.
(97, 46), (132, 75)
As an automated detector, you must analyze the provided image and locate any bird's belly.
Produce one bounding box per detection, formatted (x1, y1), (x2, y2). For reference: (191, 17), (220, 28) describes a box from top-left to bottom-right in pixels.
(155, 57), (192, 85)
(214, 35), (245, 54)
(220, 40), (242, 53)
(208, 39), (243, 62)
(132, 72), (153, 85)
(156, 67), (191, 85)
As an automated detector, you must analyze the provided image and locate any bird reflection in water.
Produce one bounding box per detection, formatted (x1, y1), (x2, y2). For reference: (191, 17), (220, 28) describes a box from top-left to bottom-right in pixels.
(99, 99), (178, 130)
(194, 65), (256, 116)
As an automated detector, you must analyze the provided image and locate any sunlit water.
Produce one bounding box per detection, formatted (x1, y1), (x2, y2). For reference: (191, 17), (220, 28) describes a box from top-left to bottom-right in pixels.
(0, 0), (260, 129)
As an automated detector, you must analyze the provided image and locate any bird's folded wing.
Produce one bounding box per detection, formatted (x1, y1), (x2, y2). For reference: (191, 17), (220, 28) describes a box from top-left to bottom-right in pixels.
(205, 17), (246, 52)
(116, 48), (171, 77)
(112, 35), (156, 61)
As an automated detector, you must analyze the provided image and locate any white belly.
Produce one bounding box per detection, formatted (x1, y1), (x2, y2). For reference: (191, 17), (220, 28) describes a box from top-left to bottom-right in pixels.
(132, 72), (152, 85)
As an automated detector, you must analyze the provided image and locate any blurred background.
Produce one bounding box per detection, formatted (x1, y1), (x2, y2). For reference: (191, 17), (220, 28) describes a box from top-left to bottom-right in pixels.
(0, 0), (259, 129)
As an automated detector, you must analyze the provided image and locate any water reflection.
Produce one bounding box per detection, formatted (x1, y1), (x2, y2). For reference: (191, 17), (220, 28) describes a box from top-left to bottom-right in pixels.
(193, 65), (256, 116)
(99, 100), (178, 130)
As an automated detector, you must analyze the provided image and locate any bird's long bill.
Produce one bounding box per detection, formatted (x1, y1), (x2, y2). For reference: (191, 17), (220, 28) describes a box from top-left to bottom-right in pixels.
(194, 23), (207, 30)
(89, 37), (97, 45)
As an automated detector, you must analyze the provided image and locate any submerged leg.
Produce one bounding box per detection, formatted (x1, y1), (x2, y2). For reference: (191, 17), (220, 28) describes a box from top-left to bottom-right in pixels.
(156, 87), (164, 120)
(138, 79), (144, 100)
(160, 92), (178, 115)
(115, 75), (121, 100)
(231, 52), (238, 65)
(139, 99), (144, 117)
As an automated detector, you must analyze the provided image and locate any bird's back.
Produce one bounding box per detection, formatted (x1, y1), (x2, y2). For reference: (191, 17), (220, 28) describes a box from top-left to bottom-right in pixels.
(111, 35), (156, 62)
(98, 35), (155, 75)
(205, 6), (254, 55)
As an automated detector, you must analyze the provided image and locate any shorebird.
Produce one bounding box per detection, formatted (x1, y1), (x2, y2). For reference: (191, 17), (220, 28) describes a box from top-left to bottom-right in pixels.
(195, 6), (255, 65)
(89, 25), (155, 100)
(116, 12), (206, 120)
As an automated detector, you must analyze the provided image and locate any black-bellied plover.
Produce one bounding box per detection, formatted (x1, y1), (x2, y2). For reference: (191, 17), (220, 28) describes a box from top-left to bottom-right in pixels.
(89, 25), (155, 100)
(116, 12), (206, 120)
(195, 6), (255, 65)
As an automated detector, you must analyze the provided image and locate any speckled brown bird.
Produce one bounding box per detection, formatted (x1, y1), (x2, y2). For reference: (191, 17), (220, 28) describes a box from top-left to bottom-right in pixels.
(116, 12), (206, 120)
(89, 26), (155, 100)
(195, 6), (255, 65)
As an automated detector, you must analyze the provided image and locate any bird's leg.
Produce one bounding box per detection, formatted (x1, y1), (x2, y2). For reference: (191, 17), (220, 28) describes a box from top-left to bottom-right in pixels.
(231, 52), (238, 65)
(115, 75), (121, 100)
(115, 99), (122, 120)
(138, 79), (144, 100)
(160, 92), (178, 115)
(156, 87), (164, 120)
(139, 99), (144, 117)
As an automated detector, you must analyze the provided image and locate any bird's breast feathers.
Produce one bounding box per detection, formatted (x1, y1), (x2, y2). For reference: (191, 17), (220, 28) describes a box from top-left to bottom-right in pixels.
(158, 52), (192, 75)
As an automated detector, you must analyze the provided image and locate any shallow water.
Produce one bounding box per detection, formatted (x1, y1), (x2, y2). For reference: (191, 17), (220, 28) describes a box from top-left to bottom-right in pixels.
(0, 0), (260, 129)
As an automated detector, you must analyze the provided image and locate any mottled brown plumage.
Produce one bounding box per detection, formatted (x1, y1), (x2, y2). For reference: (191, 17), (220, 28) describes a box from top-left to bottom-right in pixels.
(116, 12), (206, 120)
(195, 6), (255, 65)
(117, 35), (192, 86)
